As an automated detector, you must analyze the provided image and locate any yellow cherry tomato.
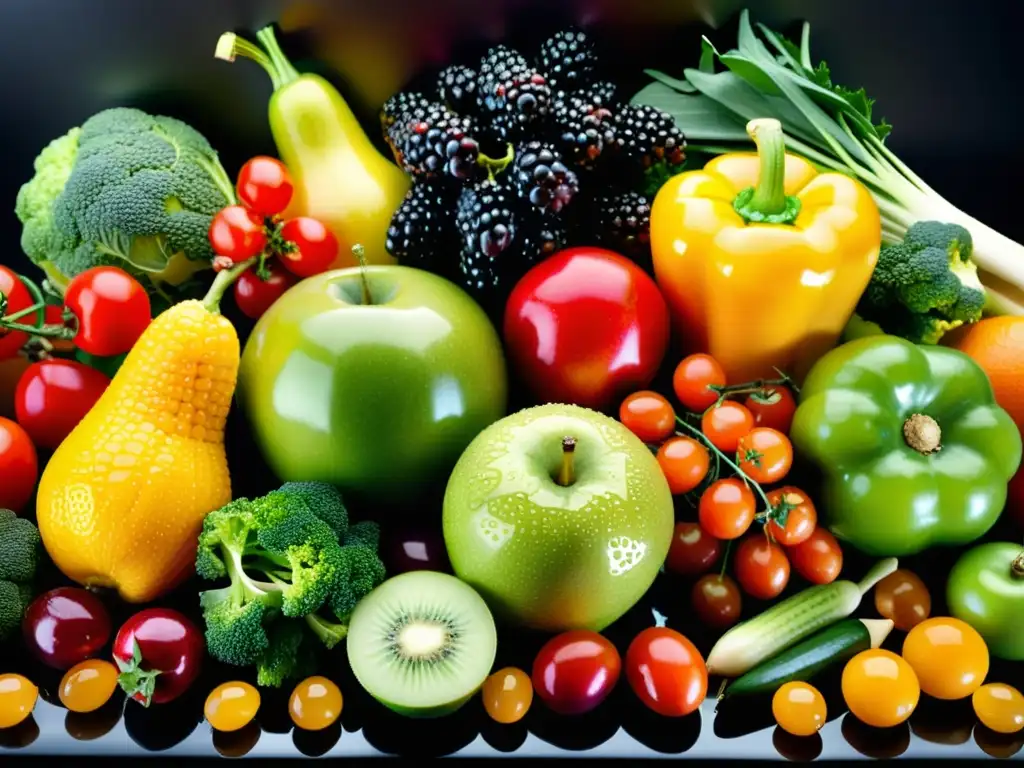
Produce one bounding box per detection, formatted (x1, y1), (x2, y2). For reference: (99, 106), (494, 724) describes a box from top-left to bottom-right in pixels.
(772, 681), (827, 736)
(0, 673), (38, 729)
(841, 649), (920, 728)
(482, 667), (533, 724)
(901, 616), (989, 700)
(205, 681), (261, 733)
(289, 676), (342, 731)
(59, 660), (118, 713)
(973, 683), (1024, 735)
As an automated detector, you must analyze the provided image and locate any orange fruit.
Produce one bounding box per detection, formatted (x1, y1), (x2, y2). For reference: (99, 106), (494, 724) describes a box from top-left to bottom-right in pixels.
(947, 317), (1024, 426)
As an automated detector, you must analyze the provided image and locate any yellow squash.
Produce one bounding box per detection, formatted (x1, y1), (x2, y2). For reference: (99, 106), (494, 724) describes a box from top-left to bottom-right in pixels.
(36, 290), (239, 603)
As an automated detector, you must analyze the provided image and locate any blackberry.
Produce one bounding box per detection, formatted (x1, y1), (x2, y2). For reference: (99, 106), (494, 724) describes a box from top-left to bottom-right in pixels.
(456, 178), (519, 295)
(385, 181), (459, 273)
(477, 45), (552, 141)
(549, 94), (617, 171)
(512, 140), (579, 213)
(515, 206), (568, 266)
(437, 65), (477, 114)
(596, 190), (652, 262)
(538, 29), (597, 92)
(380, 91), (432, 135)
(387, 101), (481, 180)
(610, 104), (686, 170)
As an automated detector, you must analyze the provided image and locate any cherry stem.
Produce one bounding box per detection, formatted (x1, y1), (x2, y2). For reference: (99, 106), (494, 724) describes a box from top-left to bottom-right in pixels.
(352, 244), (372, 305)
(556, 436), (577, 487)
(718, 539), (733, 578)
(675, 416), (774, 511)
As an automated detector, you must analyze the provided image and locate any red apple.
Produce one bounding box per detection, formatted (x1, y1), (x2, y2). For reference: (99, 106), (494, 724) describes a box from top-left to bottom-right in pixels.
(503, 247), (670, 410)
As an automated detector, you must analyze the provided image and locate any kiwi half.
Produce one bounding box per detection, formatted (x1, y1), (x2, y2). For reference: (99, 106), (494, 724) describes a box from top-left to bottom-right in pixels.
(346, 570), (498, 718)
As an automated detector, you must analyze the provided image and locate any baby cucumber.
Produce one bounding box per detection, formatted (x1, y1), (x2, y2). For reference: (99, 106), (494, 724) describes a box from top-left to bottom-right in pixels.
(706, 557), (897, 678)
(723, 617), (895, 698)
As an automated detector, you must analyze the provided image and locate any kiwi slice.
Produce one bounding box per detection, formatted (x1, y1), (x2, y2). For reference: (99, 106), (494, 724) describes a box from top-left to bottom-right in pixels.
(346, 570), (498, 718)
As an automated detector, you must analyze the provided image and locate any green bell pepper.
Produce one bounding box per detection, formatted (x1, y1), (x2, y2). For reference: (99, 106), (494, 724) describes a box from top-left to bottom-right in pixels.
(790, 335), (1022, 557)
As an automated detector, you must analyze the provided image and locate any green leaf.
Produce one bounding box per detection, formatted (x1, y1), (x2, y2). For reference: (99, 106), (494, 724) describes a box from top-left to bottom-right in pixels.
(757, 23), (804, 74)
(699, 36), (717, 73)
(630, 81), (749, 142)
(643, 68), (697, 93)
(719, 53), (782, 95)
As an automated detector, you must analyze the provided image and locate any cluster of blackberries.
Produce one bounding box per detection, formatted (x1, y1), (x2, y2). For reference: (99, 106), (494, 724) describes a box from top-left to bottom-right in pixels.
(382, 28), (686, 310)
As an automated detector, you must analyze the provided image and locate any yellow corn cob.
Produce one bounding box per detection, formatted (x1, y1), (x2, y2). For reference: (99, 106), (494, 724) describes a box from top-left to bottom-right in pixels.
(36, 299), (237, 603)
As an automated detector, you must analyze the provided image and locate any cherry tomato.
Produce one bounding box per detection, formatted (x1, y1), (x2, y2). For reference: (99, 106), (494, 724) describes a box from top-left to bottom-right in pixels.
(482, 667), (533, 724)
(744, 387), (797, 434)
(735, 536), (791, 600)
(112, 608), (204, 707)
(736, 428), (793, 484)
(773, 681), (827, 736)
(532, 630), (621, 715)
(236, 156), (294, 217)
(692, 573), (742, 630)
(22, 587), (112, 670)
(701, 401), (754, 452)
(625, 626), (707, 717)
(0, 673), (37, 729)
(902, 617), (989, 700)
(233, 263), (297, 320)
(59, 660), (118, 713)
(619, 390), (676, 444)
(842, 649), (920, 728)
(874, 569), (931, 632)
(64, 267), (152, 357)
(673, 354), (726, 412)
(665, 522), (721, 576)
(289, 676), (343, 731)
(973, 683), (1024, 735)
(656, 437), (710, 495)
(0, 267), (33, 360)
(786, 528), (843, 585)
(209, 205), (267, 262)
(0, 416), (37, 512)
(765, 487), (817, 547)
(279, 217), (339, 278)
(698, 478), (756, 540)
(205, 681), (261, 732)
(14, 359), (110, 450)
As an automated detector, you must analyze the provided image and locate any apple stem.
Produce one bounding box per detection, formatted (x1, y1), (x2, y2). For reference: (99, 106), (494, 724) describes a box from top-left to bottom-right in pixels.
(556, 436), (577, 487)
(1012, 549), (1024, 580)
(352, 243), (373, 305)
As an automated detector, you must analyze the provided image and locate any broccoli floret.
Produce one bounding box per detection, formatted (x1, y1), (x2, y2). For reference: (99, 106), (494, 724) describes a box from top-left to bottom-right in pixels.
(329, 541), (387, 621)
(342, 520), (380, 551)
(14, 107), (234, 310)
(854, 221), (985, 344)
(276, 482), (349, 539)
(200, 588), (273, 667)
(256, 621), (317, 688)
(0, 510), (42, 641)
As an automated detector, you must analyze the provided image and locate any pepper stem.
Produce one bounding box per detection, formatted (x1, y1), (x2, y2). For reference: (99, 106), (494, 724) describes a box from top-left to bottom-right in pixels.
(903, 413), (941, 454)
(556, 436), (577, 487)
(732, 118), (802, 225)
(255, 26), (301, 88)
(202, 256), (258, 314)
(1012, 549), (1024, 580)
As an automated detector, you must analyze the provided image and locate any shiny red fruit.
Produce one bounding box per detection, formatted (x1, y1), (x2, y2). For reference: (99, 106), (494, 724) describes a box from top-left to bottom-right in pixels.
(744, 386), (797, 434)
(382, 525), (451, 574)
(532, 630), (622, 715)
(113, 608), (204, 707)
(0, 416), (37, 512)
(14, 359), (110, 450)
(0, 267), (33, 360)
(64, 267), (152, 358)
(504, 247), (670, 410)
(279, 217), (339, 277)
(625, 626), (708, 717)
(22, 587), (112, 670)
(665, 522), (721, 576)
(233, 264), (297, 319)
(735, 536), (791, 600)
(237, 156), (294, 217)
(209, 205), (267, 263)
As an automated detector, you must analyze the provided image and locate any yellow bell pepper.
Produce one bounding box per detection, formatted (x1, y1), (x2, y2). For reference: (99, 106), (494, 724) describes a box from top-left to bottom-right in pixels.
(650, 118), (881, 384)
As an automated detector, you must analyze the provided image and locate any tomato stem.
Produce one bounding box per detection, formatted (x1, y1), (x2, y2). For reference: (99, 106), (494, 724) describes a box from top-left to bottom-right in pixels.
(555, 436), (577, 486)
(675, 416), (773, 511)
(2, 301), (46, 323)
(708, 375), (791, 403)
(718, 539), (733, 578)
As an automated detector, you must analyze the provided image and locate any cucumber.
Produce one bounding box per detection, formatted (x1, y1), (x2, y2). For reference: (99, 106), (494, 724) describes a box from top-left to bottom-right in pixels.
(723, 618), (895, 698)
(706, 557), (897, 678)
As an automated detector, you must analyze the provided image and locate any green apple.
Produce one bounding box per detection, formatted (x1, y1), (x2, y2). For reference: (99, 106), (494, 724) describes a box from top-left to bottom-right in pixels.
(442, 403), (674, 632)
(238, 265), (508, 504)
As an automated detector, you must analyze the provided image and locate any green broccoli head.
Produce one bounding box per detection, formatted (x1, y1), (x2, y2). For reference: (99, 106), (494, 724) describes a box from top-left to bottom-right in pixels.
(0, 509), (42, 584)
(200, 586), (274, 667)
(329, 542), (387, 622)
(342, 520), (380, 551)
(196, 499), (258, 581)
(256, 620), (318, 687)
(275, 482), (349, 539)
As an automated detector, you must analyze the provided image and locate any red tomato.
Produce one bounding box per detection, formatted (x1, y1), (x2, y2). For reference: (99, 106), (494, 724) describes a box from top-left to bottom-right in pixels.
(673, 354), (726, 412)
(625, 626), (708, 717)
(233, 264), (297, 320)
(692, 574), (743, 630)
(619, 391), (676, 444)
(787, 528), (843, 585)
(64, 267), (151, 358)
(279, 217), (339, 277)
(745, 387), (797, 434)
(765, 486), (817, 547)
(656, 437), (710, 494)
(209, 205), (267, 262)
(237, 156), (294, 217)
(532, 630), (621, 715)
(14, 360), (110, 450)
(701, 401), (754, 452)
(504, 247), (671, 410)
(698, 478), (756, 540)
(22, 587), (112, 670)
(0, 267), (34, 360)
(736, 428), (793, 484)
(665, 522), (721, 576)
(0, 416), (38, 512)
(113, 608), (204, 707)
(735, 536), (791, 600)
